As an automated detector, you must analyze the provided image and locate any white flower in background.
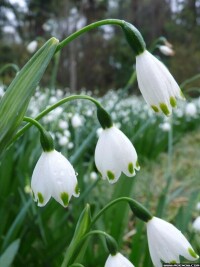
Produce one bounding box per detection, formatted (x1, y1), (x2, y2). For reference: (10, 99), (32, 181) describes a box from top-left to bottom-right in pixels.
(71, 114), (83, 128)
(105, 253), (134, 267)
(96, 127), (103, 137)
(192, 217), (200, 232)
(31, 150), (79, 207)
(58, 136), (69, 146)
(27, 40), (38, 53)
(159, 121), (171, 132)
(185, 102), (197, 117)
(159, 45), (175, 56)
(68, 142), (74, 149)
(58, 120), (69, 130)
(136, 50), (185, 116)
(49, 96), (58, 104)
(90, 171), (98, 180)
(95, 126), (139, 184)
(147, 216), (199, 267)
(0, 85), (5, 98)
(196, 202), (200, 211)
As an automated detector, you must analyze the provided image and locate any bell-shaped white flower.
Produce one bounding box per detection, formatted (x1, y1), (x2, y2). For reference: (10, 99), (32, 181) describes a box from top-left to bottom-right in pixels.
(192, 216), (200, 232)
(136, 50), (185, 116)
(105, 253), (134, 267)
(159, 45), (175, 56)
(31, 150), (79, 207)
(147, 216), (199, 267)
(27, 40), (38, 53)
(95, 125), (139, 184)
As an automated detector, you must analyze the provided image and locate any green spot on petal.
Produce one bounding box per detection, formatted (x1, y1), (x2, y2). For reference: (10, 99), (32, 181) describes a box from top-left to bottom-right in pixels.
(136, 160), (140, 169)
(75, 184), (80, 195)
(60, 192), (69, 206)
(170, 261), (177, 264)
(151, 105), (159, 112)
(170, 96), (177, 108)
(37, 192), (44, 204)
(159, 103), (170, 116)
(128, 162), (134, 174)
(188, 247), (199, 258)
(107, 170), (115, 181)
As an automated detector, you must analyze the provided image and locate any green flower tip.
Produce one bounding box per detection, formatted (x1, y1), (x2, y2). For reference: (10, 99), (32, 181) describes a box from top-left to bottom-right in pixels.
(128, 162), (134, 174)
(107, 170), (115, 181)
(136, 160), (140, 169)
(188, 248), (199, 259)
(180, 89), (186, 100)
(159, 103), (170, 116)
(37, 192), (44, 204)
(60, 192), (69, 207)
(151, 105), (159, 113)
(170, 96), (177, 108)
(170, 261), (177, 264)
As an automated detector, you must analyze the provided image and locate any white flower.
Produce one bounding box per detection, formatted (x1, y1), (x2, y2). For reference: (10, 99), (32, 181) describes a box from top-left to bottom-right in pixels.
(196, 202), (200, 211)
(147, 217), (199, 267)
(94, 126), (139, 184)
(192, 217), (200, 232)
(159, 45), (175, 56)
(90, 171), (98, 180)
(105, 253), (134, 267)
(58, 120), (69, 130)
(136, 50), (184, 116)
(58, 136), (69, 146)
(96, 127), (103, 137)
(185, 103), (197, 117)
(31, 150), (79, 207)
(68, 142), (74, 149)
(159, 122), (171, 132)
(27, 40), (38, 53)
(71, 114), (83, 128)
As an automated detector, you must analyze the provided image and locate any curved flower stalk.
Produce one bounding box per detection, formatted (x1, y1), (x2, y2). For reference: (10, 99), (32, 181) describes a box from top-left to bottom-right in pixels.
(136, 50), (185, 116)
(146, 216), (199, 267)
(31, 149), (79, 207)
(105, 253), (134, 267)
(95, 125), (139, 184)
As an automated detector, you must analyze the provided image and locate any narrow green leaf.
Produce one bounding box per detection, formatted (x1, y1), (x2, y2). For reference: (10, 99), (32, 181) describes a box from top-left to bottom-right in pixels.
(0, 239), (20, 267)
(0, 37), (59, 156)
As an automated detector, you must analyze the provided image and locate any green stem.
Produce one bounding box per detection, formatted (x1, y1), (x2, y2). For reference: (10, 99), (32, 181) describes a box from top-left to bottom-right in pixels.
(62, 230), (117, 267)
(0, 63), (19, 75)
(23, 116), (45, 133)
(56, 19), (124, 53)
(91, 197), (152, 226)
(11, 95), (104, 145)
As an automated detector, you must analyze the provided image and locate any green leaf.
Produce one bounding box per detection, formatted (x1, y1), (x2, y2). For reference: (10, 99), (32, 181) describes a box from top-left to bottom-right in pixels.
(0, 37), (59, 156)
(0, 239), (20, 267)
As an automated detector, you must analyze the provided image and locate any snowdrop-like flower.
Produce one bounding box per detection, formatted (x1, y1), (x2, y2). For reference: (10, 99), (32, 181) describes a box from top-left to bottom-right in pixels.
(27, 40), (38, 53)
(105, 253), (134, 267)
(192, 216), (200, 232)
(136, 50), (184, 116)
(185, 102), (197, 117)
(159, 45), (175, 56)
(58, 136), (69, 146)
(90, 171), (98, 180)
(31, 150), (79, 207)
(95, 126), (139, 184)
(147, 216), (199, 267)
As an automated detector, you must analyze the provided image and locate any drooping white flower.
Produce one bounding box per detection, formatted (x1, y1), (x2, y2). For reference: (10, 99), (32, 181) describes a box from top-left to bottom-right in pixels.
(31, 150), (79, 207)
(27, 40), (38, 53)
(58, 136), (69, 146)
(105, 253), (134, 267)
(185, 102), (197, 118)
(136, 50), (184, 116)
(192, 216), (200, 232)
(90, 171), (98, 180)
(95, 126), (139, 184)
(146, 216), (199, 267)
(159, 45), (175, 56)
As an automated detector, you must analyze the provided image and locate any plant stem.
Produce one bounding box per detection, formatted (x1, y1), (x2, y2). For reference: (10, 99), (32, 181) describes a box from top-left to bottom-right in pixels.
(91, 197), (152, 226)
(56, 19), (124, 53)
(11, 94), (103, 145)
(23, 116), (45, 134)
